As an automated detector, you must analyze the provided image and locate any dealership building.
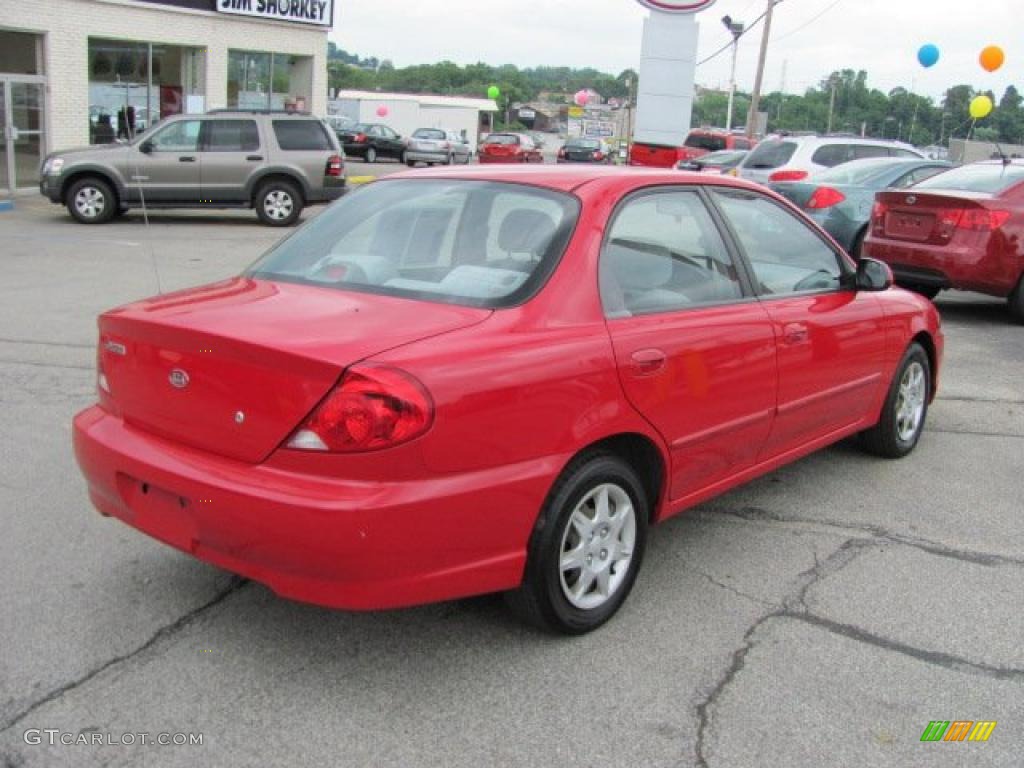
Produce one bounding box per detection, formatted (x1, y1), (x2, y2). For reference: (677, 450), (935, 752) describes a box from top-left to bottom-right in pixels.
(0, 0), (332, 195)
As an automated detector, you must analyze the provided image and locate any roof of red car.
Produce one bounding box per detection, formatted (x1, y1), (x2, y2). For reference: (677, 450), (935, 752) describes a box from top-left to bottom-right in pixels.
(381, 164), (750, 193)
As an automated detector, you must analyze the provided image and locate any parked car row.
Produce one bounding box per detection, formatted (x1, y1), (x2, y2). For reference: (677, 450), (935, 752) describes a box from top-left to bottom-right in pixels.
(332, 122), (474, 166)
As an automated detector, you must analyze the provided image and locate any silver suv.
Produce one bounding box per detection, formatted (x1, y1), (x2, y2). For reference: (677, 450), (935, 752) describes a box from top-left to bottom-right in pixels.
(40, 111), (346, 226)
(737, 134), (925, 185)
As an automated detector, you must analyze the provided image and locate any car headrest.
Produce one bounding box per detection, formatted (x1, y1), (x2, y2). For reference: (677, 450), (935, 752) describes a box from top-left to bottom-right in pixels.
(604, 242), (672, 290)
(497, 209), (557, 255)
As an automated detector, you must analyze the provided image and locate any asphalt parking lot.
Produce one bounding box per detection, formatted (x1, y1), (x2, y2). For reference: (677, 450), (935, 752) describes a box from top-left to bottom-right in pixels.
(0, 187), (1021, 768)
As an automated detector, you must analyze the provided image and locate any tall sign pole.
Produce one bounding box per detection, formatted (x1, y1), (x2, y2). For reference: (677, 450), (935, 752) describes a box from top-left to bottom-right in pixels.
(632, 0), (716, 150)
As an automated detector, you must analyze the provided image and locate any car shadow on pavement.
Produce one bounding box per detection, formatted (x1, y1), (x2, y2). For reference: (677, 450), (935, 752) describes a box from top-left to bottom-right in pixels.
(932, 297), (1013, 325)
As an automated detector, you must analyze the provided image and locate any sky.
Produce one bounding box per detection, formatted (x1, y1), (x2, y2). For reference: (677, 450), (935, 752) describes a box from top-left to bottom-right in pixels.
(329, 0), (1020, 102)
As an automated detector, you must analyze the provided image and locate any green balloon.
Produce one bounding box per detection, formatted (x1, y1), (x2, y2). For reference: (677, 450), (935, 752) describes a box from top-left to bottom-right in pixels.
(487, 85), (501, 100)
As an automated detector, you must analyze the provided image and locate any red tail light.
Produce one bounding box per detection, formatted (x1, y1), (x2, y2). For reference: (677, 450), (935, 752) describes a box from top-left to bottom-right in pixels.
(593, 151), (605, 160)
(354, 133), (367, 143)
(934, 208), (1010, 239)
(286, 366), (433, 453)
(769, 169), (809, 182)
(871, 201), (889, 235)
(557, 148), (566, 158)
(325, 154), (343, 178)
(806, 186), (846, 209)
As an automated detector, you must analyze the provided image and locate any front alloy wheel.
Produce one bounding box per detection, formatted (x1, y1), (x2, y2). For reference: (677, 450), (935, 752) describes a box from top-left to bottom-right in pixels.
(859, 342), (931, 458)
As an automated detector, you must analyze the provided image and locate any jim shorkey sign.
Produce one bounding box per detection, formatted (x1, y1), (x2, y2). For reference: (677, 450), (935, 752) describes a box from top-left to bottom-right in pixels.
(632, 0), (716, 148)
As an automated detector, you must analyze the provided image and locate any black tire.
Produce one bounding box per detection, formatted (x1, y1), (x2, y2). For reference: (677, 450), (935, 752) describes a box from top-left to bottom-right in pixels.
(445, 153), (454, 165)
(506, 453), (648, 635)
(406, 160), (417, 168)
(66, 177), (116, 224)
(254, 179), (303, 227)
(858, 342), (931, 459)
(400, 150), (408, 165)
(1008, 276), (1024, 324)
(365, 147), (377, 164)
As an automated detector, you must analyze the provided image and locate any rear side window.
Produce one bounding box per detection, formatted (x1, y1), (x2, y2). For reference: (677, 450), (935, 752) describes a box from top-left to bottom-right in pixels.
(811, 144), (853, 167)
(913, 163), (1024, 194)
(685, 133), (727, 151)
(853, 145), (890, 160)
(743, 140), (798, 169)
(600, 190), (744, 317)
(712, 189), (845, 295)
(272, 120), (333, 151)
(205, 120), (259, 152)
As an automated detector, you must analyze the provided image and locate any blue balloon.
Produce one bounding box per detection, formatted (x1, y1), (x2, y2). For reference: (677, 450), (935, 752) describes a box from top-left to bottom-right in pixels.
(918, 44), (940, 68)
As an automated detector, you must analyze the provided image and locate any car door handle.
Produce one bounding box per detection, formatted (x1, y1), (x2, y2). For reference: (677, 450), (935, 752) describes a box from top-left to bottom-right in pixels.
(782, 323), (809, 345)
(246, 155), (263, 161)
(178, 156), (196, 162)
(630, 349), (667, 376)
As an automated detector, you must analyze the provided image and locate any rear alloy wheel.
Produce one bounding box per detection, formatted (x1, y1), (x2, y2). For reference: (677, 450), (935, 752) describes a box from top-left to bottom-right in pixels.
(506, 454), (648, 634)
(255, 180), (303, 227)
(67, 177), (116, 224)
(365, 147), (377, 164)
(859, 342), (931, 458)
(1008, 276), (1024, 324)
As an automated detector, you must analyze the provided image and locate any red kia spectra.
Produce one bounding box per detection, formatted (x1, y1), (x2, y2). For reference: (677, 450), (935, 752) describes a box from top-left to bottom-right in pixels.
(74, 166), (943, 634)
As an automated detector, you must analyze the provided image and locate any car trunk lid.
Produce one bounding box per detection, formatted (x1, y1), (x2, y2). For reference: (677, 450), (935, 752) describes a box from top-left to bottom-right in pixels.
(872, 190), (998, 245)
(98, 278), (489, 463)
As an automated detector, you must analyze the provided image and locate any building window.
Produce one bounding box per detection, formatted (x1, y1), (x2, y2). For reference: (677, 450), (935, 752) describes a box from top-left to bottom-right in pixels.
(228, 50), (312, 111)
(0, 30), (44, 75)
(87, 38), (204, 144)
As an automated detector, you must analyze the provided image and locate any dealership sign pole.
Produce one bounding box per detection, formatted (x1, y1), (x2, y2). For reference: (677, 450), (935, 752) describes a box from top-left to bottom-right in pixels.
(632, 0), (716, 149)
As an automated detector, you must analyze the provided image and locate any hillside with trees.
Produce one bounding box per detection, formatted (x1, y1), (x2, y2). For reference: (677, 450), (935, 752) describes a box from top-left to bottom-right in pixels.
(327, 45), (1023, 145)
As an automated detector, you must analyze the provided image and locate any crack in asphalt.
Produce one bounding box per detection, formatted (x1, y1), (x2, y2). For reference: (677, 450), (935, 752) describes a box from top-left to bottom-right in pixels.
(673, 559), (777, 608)
(0, 359), (94, 372)
(0, 338), (95, 350)
(928, 428), (1024, 439)
(0, 577), (248, 735)
(690, 514), (1024, 767)
(702, 506), (1024, 567)
(936, 395), (1024, 405)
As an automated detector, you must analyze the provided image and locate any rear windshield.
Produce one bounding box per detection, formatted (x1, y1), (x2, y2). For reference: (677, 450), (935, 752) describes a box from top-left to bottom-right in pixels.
(413, 128), (446, 140)
(248, 180), (580, 308)
(484, 134), (519, 145)
(698, 150), (745, 166)
(913, 163), (1024, 194)
(567, 139), (600, 149)
(814, 159), (899, 185)
(684, 133), (727, 152)
(743, 140), (798, 169)
(272, 120), (332, 151)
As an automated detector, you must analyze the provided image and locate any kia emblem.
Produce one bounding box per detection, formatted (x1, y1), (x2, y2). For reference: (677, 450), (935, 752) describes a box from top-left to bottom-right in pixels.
(905, 195), (917, 205)
(168, 369), (190, 389)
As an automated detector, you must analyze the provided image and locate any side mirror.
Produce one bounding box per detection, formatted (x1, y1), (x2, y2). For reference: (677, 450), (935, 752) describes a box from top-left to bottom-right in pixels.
(855, 257), (893, 292)
(139, 140), (153, 154)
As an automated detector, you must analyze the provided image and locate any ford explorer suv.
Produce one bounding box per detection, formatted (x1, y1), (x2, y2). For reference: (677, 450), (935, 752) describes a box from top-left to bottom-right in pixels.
(40, 111), (346, 227)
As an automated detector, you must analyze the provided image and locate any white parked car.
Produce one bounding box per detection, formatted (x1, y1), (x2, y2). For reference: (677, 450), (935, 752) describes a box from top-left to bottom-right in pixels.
(405, 128), (472, 167)
(737, 135), (925, 185)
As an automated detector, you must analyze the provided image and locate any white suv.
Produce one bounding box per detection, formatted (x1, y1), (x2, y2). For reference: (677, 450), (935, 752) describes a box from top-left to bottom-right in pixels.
(737, 135), (925, 184)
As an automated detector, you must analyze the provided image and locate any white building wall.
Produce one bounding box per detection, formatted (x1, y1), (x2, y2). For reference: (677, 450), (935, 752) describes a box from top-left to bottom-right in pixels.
(0, 0), (327, 151)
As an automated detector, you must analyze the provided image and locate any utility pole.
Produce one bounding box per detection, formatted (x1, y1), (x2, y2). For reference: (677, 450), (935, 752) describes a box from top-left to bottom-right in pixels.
(827, 76), (838, 134)
(746, 0), (778, 138)
(722, 16), (745, 131)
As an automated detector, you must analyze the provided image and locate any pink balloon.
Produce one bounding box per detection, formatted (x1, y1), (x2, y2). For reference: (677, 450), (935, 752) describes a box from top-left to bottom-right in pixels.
(376, 105), (388, 117)
(574, 90), (590, 107)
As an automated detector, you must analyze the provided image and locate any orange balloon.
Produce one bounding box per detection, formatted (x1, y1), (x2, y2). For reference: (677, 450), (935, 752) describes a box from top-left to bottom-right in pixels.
(980, 45), (1005, 72)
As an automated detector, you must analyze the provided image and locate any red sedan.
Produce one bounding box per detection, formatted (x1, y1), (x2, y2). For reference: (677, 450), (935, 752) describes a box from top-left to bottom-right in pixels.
(477, 132), (544, 163)
(73, 166), (942, 634)
(865, 160), (1024, 322)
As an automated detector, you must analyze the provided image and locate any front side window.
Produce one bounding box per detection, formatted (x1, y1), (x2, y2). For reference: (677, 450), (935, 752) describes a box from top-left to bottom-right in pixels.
(712, 189), (845, 295)
(249, 180), (580, 308)
(272, 120), (332, 151)
(205, 120), (259, 152)
(600, 190), (744, 317)
(148, 120), (201, 151)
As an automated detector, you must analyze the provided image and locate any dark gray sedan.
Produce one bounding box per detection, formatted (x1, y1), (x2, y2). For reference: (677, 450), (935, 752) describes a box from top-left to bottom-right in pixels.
(771, 158), (951, 257)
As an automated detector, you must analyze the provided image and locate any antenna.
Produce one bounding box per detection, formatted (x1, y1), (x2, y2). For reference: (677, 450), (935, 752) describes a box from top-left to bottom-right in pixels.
(122, 120), (163, 295)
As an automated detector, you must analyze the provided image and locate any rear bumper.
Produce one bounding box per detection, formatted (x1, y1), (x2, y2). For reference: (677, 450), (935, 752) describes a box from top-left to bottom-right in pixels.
(72, 406), (555, 610)
(405, 150), (448, 164)
(864, 237), (1018, 297)
(477, 155), (525, 163)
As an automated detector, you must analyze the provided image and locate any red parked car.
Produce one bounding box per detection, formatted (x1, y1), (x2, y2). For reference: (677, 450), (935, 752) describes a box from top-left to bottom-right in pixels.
(478, 132), (544, 163)
(630, 128), (755, 169)
(865, 160), (1024, 322)
(73, 166), (942, 634)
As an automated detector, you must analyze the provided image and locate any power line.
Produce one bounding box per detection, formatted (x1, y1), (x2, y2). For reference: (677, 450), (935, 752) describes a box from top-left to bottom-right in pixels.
(773, 0), (845, 42)
(697, 6), (770, 67)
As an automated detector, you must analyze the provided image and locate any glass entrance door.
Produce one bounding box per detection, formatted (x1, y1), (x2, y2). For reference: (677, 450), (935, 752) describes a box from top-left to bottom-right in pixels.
(2, 78), (46, 192)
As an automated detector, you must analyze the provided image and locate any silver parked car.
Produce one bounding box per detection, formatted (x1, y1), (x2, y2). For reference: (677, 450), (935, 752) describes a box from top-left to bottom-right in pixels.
(736, 135), (925, 185)
(405, 128), (472, 167)
(40, 111), (346, 227)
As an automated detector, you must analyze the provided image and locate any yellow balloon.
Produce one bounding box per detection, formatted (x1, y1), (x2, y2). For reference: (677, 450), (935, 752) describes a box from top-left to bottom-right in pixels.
(970, 95), (994, 120)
